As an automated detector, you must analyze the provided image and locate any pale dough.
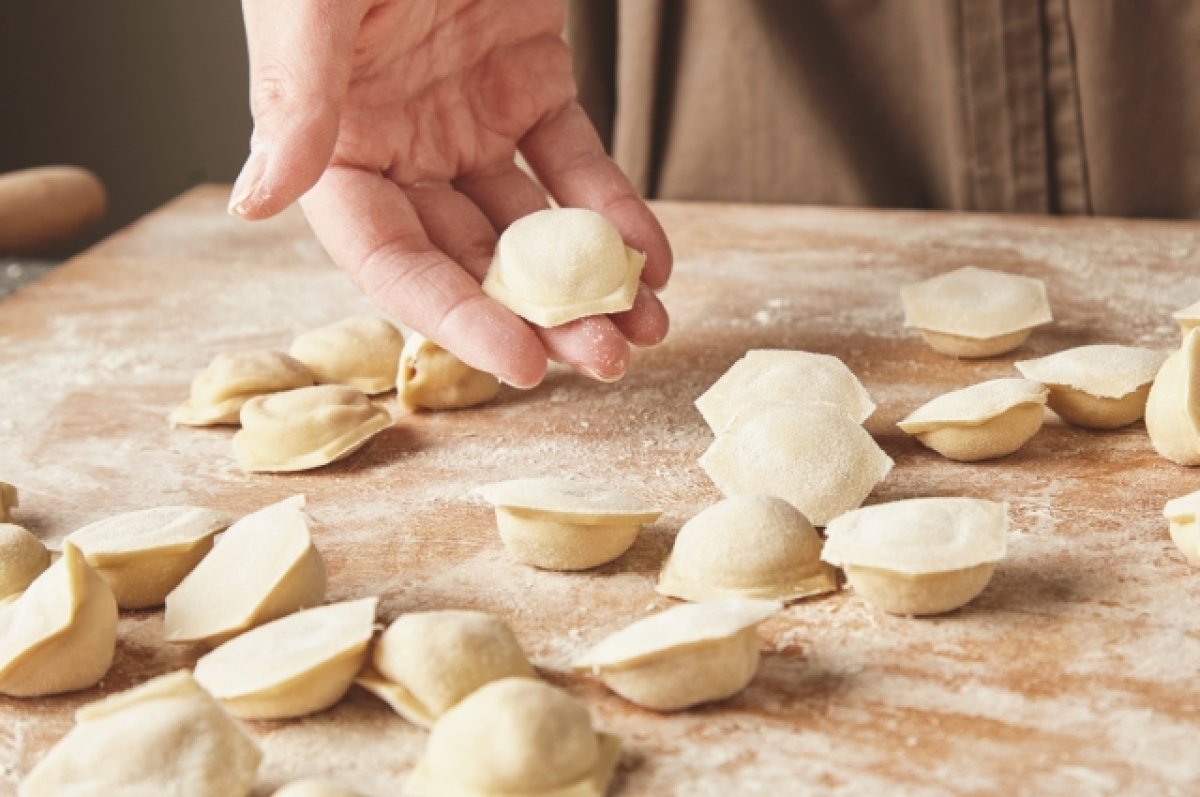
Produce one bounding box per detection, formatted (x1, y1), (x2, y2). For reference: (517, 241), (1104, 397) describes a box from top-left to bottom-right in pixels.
(1015, 344), (1168, 429)
(164, 495), (326, 646)
(699, 401), (893, 526)
(1145, 328), (1200, 466)
(232, 384), (392, 473)
(398, 332), (501, 411)
(289, 315), (404, 394)
(20, 670), (261, 797)
(478, 478), (662, 570)
(358, 609), (536, 727)
(1173, 298), (1200, 340)
(0, 481), (16, 523)
(574, 599), (781, 712)
(406, 678), (620, 797)
(0, 542), (117, 697)
(273, 780), (363, 797)
(822, 497), (1007, 616)
(170, 349), (314, 426)
(482, 208), (644, 328)
(0, 523), (50, 599)
(695, 349), (876, 432)
(901, 266), (1052, 358)
(1163, 489), (1200, 567)
(66, 505), (232, 609)
(194, 597), (377, 719)
(897, 378), (1048, 461)
(657, 495), (837, 602)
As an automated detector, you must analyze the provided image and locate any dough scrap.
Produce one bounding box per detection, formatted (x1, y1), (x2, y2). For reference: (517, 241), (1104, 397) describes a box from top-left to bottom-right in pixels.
(359, 609), (536, 727)
(822, 498), (1007, 616)
(1015, 345), (1168, 429)
(164, 495), (326, 646)
(901, 266), (1052, 357)
(695, 349), (876, 432)
(1173, 298), (1200, 339)
(574, 599), (780, 711)
(20, 670), (261, 797)
(699, 401), (893, 526)
(194, 597), (377, 719)
(289, 315), (404, 394)
(0, 481), (16, 523)
(1163, 489), (1200, 567)
(482, 208), (644, 328)
(897, 378), (1048, 461)
(407, 678), (620, 797)
(1145, 328), (1200, 466)
(66, 505), (232, 609)
(657, 495), (837, 602)
(0, 542), (117, 697)
(398, 332), (501, 411)
(478, 478), (662, 570)
(233, 384), (392, 473)
(171, 349), (314, 426)
(273, 780), (363, 797)
(0, 524), (50, 599)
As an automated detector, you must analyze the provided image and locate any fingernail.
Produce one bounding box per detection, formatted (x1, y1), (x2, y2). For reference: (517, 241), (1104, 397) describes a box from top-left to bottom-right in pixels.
(228, 148), (269, 217)
(581, 364), (626, 384)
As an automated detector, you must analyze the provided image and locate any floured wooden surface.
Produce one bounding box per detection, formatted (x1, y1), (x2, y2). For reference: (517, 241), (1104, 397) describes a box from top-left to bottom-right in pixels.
(2, 186), (1200, 795)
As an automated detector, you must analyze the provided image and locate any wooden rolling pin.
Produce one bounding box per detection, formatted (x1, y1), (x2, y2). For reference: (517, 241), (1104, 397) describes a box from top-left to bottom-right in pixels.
(0, 166), (107, 255)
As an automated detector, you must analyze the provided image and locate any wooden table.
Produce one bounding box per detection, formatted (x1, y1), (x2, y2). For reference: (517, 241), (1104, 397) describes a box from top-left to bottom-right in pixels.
(2, 187), (1199, 796)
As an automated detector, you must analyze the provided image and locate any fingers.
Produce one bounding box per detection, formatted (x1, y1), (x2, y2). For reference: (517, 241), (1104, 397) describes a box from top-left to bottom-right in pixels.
(519, 101), (674, 289)
(230, 0), (365, 220)
(300, 167), (548, 389)
(610, 282), (670, 348)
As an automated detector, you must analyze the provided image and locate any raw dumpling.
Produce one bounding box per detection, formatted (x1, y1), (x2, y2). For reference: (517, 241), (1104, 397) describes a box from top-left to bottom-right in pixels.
(398, 332), (501, 411)
(0, 481), (16, 523)
(901, 266), (1053, 358)
(482, 208), (644, 328)
(657, 495), (836, 602)
(164, 495), (326, 646)
(20, 670), (261, 797)
(170, 350), (314, 426)
(695, 349), (876, 433)
(1163, 489), (1200, 567)
(0, 542), (117, 697)
(573, 599), (781, 711)
(273, 781), (363, 797)
(1174, 299), (1200, 340)
(289, 315), (404, 394)
(194, 597), (377, 719)
(822, 498), (1007, 616)
(357, 609), (536, 727)
(406, 678), (620, 797)
(897, 378), (1048, 461)
(232, 385), (392, 473)
(1145, 328), (1200, 466)
(1015, 345), (1168, 429)
(700, 401), (893, 526)
(66, 505), (232, 609)
(478, 478), (662, 570)
(0, 524), (50, 599)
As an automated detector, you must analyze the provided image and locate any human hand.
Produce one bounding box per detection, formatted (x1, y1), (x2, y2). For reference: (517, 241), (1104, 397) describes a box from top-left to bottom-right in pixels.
(230, 0), (671, 388)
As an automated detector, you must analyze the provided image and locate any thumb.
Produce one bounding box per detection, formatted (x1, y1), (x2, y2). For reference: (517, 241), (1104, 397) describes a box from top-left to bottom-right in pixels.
(230, 0), (364, 219)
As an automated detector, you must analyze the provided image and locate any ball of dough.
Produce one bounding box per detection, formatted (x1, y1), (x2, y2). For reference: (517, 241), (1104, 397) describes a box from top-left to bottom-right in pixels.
(0, 523), (50, 599)
(170, 349), (314, 426)
(657, 495), (837, 602)
(1014, 344), (1167, 429)
(272, 780), (363, 797)
(398, 332), (501, 411)
(482, 208), (644, 327)
(1163, 489), (1200, 567)
(0, 481), (17, 523)
(897, 378), (1048, 462)
(289, 315), (404, 394)
(1145, 328), (1200, 465)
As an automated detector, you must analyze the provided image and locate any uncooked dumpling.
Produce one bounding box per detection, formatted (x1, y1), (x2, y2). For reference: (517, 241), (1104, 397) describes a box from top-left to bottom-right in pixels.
(574, 599), (781, 712)
(406, 678), (620, 797)
(822, 498), (1007, 616)
(358, 609), (535, 727)
(0, 542), (117, 697)
(66, 505), (232, 609)
(901, 266), (1052, 357)
(171, 349), (314, 426)
(273, 780), (363, 797)
(695, 349), (876, 432)
(1174, 299), (1200, 340)
(20, 670), (261, 797)
(897, 378), (1048, 461)
(657, 495), (836, 602)
(289, 315), (404, 394)
(0, 524), (50, 599)
(164, 495), (326, 646)
(1015, 345), (1167, 429)
(1163, 489), (1200, 567)
(478, 478), (662, 570)
(194, 597), (376, 719)
(1145, 328), (1200, 466)
(398, 332), (501, 411)
(700, 401), (893, 526)
(482, 208), (644, 327)
(0, 481), (16, 523)
(232, 385), (392, 472)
